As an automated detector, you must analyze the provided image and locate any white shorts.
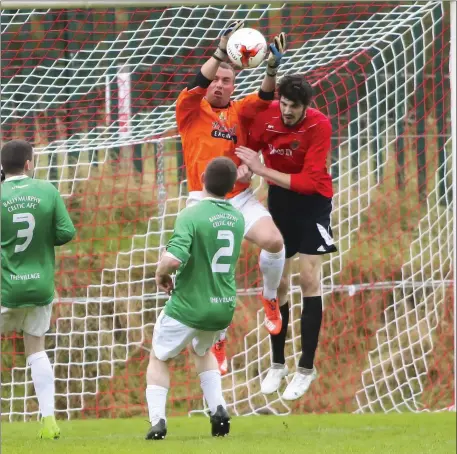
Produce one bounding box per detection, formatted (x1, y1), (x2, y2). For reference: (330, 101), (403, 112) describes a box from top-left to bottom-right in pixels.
(0, 304), (53, 337)
(187, 188), (271, 236)
(152, 311), (224, 361)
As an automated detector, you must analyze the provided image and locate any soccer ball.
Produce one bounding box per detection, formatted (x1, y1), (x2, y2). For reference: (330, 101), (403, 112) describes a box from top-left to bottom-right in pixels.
(226, 28), (268, 69)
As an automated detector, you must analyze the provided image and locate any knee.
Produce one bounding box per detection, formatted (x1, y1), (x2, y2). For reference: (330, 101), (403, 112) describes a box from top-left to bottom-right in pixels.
(262, 231), (284, 254)
(299, 271), (320, 296)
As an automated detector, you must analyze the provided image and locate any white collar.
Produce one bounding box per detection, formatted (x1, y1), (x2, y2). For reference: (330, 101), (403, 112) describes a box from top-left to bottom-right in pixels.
(203, 197), (229, 203)
(4, 175), (29, 182)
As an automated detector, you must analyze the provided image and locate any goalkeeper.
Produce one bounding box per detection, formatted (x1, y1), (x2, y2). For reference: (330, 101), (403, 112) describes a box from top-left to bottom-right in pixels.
(145, 157), (244, 440)
(1, 140), (76, 439)
(176, 21), (288, 374)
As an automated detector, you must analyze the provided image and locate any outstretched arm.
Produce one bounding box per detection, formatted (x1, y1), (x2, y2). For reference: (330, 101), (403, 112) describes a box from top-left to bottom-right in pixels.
(260, 32), (287, 93)
(199, 20), (244, 83)
(177, 21), (245, 128)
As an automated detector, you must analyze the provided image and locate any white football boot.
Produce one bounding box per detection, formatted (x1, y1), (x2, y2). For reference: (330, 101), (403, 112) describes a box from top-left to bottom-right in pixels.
(260, 364), (289, 395)
(282, 368), (317, 401)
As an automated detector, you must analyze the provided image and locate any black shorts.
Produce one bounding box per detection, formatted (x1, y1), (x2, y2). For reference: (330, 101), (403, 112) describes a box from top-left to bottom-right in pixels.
(268, 185), (338, 259)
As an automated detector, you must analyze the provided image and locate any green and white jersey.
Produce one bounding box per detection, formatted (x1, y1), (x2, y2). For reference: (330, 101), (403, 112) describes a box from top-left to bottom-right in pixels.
(1, 175), (76, 308)
(164, 198), (245, 331)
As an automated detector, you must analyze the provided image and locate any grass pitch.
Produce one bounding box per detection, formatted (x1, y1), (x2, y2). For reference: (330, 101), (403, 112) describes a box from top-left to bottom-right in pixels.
(2, 412), (455, 454)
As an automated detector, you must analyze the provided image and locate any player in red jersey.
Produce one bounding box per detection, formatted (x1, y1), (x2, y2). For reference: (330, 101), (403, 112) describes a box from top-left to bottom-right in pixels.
(236, 74), (337, 400)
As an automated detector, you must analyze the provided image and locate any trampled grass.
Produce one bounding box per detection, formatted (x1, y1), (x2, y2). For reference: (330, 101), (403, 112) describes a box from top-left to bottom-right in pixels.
(2, 413), (455, 454)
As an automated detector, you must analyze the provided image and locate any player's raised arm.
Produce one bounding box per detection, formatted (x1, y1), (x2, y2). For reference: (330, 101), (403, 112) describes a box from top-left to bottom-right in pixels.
(53, 189), (76, 246)
(200, 20), (244, 82)
(176, 21), (244, 130)
(261, 32), (286, 93)
(233, 33), (286, 121)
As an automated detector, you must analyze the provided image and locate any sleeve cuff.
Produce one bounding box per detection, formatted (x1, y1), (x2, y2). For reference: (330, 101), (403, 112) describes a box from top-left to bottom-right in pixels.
(258, 89), (275, 101)
(166, 246), (190, 264)
(164, 251), (182, 263)
(187, 71), (212, 90)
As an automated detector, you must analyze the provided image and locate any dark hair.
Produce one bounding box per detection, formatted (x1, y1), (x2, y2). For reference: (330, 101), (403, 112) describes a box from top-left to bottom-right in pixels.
(204, 157), (237, 197)
(1, 140), (33, 175)
(278, 75), (313, 107)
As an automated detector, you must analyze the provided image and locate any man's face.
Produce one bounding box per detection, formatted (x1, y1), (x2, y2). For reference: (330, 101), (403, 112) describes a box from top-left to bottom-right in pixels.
(279, 97), (306, 126)
(206, 67), (235, 108)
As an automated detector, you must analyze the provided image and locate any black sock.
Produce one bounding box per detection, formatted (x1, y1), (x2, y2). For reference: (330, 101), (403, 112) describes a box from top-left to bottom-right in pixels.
(270, 302), (290, 365)
(298, 296), (323, 370)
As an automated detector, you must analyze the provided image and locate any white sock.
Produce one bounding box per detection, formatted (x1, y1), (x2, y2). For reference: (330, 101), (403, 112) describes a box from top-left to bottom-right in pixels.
(259, 247), (286, 300)
(27, 351), (55, 418)
(219, 329), (227, 342)
(199, 370), (226, 414)
(146, 385), (168, 425)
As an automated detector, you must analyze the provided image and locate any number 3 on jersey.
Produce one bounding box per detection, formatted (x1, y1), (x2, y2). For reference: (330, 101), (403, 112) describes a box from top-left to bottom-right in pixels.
(211, 230), (234, 273)
(13, 212), (36, 253)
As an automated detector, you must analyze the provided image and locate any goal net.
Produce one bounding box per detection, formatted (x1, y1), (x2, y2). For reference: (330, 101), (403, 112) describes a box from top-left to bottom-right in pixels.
(1, 2), (454, 420)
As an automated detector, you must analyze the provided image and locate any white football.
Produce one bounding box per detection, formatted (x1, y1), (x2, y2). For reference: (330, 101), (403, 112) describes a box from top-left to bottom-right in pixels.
(226, 27), (268, 69)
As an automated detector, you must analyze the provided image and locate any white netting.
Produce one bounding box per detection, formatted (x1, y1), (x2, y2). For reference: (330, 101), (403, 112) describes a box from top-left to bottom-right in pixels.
(355, 139), (454, 413)
(1, 2), (453, 420)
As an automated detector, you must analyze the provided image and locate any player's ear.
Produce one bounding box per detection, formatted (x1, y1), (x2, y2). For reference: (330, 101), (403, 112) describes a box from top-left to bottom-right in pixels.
(201, 172), (205, 185)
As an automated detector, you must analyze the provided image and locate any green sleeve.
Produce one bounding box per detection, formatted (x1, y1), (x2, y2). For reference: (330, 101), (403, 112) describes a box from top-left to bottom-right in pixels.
(166, 212), (193, 264)
(54, 189), (76, 246)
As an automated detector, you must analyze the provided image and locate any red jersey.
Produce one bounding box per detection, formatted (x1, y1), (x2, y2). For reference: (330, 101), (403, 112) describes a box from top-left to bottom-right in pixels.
(248, 101), (333, 198)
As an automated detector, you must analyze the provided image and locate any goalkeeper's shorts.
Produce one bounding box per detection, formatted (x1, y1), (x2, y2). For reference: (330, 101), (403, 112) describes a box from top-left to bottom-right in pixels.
(268, 185), (338, 259)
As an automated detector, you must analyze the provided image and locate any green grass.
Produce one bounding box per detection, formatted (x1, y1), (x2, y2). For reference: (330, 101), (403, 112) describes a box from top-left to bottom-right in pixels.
(1, 413), (455, 454)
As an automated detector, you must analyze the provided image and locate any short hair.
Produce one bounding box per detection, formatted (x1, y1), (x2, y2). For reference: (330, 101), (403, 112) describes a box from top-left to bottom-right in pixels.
(204, 157), (237, 197)
(278, 75), (313, 107)
(218, 62), (236, 81)
(1, 140), (33, 174)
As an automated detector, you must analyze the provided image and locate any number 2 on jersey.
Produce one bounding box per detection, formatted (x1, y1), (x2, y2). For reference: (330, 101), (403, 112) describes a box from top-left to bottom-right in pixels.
(13, 212), (36, 253)
(211, 230), (234, 273)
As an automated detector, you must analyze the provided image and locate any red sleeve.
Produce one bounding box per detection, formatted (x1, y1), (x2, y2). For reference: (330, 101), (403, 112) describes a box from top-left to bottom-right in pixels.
(176, 86), (207, 131)
(290, 120), (332, 195)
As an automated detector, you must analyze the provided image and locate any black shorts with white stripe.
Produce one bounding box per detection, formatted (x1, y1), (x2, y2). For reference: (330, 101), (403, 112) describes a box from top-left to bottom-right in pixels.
(268, 185), (337, 259)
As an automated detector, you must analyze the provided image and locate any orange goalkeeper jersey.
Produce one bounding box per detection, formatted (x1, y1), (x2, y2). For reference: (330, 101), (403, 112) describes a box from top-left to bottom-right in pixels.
(176, 86), (271, 198)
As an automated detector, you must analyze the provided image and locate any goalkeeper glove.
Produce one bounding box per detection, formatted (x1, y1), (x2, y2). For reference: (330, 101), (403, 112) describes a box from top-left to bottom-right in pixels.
(213, 20), (244, 62)
(266, 32), (286, 77)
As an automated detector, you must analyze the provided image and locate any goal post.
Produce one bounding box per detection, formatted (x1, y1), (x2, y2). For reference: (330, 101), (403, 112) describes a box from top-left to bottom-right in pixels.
(0, 2), (455, 420)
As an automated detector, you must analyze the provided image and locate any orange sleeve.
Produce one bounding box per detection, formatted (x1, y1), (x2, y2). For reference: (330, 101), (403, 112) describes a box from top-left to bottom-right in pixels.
(176, 86), (207, 131)
(233, 92), (272, 121)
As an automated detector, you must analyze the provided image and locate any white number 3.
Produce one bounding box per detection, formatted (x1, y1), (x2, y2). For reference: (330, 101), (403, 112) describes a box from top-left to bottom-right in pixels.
(211, 230), (234, 273)
(13, 212), (36, 253)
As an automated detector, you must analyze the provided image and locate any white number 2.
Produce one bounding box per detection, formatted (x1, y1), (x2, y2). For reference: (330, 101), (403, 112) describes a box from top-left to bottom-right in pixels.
(211, 230), (234, 273)
(13, 212), (36, 253)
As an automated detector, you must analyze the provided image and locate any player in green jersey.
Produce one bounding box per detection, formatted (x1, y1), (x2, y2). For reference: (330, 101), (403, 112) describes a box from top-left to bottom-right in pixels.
(145, 157), (244, 441)
(1, 140), (76, 439)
